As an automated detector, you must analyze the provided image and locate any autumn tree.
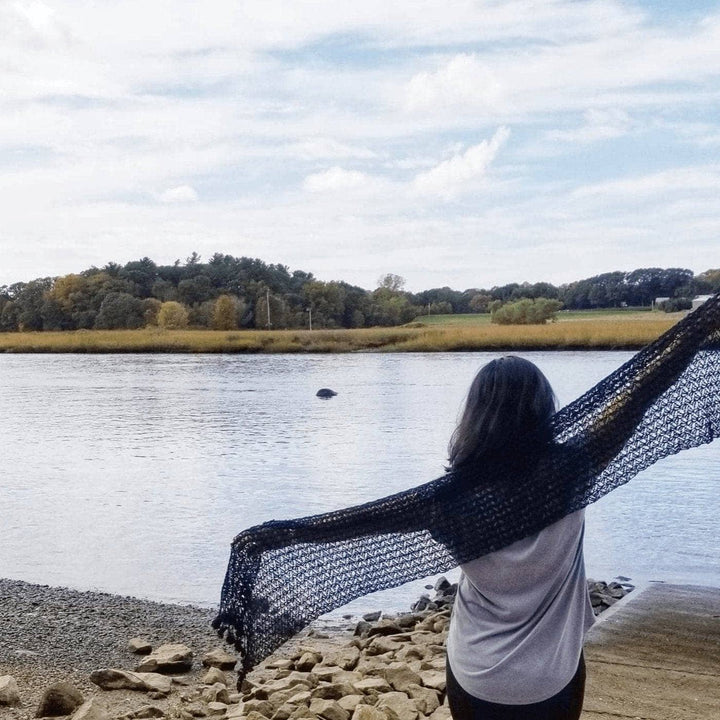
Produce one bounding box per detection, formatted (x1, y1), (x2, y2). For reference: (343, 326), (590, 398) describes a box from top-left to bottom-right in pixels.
(212, 294), (241, 330)
(157, 301), (189, 329)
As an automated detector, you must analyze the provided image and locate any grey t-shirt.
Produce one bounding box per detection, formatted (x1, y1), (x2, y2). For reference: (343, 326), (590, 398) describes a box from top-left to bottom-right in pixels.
(446, 509), (595, 704)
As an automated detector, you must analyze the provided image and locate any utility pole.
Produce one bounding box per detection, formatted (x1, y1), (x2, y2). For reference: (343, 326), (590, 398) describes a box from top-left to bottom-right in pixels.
(307, 306), (312, 331)
(266, 288), (271, 329)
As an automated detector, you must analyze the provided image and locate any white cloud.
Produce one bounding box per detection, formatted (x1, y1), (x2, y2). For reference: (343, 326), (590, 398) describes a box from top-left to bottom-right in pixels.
(302, 166), (376, 193)
(158, 185), (199, 203)
(547, 108), (633, 144)
(404, 54), (505, 113)
(413, 127), (510, 197)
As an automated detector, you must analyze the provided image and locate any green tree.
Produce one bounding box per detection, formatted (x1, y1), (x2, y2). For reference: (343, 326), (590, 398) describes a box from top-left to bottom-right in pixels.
(469, 293), (492, 313)
(142, 298), (162, 326)
(95, 292), (145, 329)
(301, 281), (346, 328)
(377, 273), (406, 292)
(491, 298), (562, 325)
(157, 301), (189, 329)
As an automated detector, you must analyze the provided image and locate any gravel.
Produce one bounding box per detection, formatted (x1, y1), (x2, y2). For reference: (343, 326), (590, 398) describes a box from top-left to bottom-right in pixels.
(0, 578), (223, 717)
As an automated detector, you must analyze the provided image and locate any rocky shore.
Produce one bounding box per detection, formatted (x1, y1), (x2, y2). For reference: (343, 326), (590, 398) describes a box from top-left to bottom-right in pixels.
(0, 577), (633, 720)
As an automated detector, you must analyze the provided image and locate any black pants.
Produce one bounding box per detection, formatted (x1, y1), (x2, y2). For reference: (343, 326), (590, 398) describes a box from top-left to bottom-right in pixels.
(446, 654), (586, 720)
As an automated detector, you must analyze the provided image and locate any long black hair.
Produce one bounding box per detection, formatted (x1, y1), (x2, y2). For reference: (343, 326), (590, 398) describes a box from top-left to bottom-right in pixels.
(448, 356), (557, 470)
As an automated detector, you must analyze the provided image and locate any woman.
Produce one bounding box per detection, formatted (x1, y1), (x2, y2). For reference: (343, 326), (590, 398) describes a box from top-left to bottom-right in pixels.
(445, 356), (592, 720)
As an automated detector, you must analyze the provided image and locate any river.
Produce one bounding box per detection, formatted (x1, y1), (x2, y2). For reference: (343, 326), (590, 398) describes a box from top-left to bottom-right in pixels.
(1, 352), (718, 612)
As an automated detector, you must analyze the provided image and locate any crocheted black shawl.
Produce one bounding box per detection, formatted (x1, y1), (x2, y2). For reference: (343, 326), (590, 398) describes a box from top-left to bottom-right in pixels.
(214, 293), (720, 678)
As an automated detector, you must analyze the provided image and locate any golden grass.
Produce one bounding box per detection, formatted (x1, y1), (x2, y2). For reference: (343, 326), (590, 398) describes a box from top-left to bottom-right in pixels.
(0, 315), (681, 354)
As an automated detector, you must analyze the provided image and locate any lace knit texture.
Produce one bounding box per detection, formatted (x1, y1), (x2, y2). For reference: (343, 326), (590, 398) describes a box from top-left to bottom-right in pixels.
(214, 293), (720, 678)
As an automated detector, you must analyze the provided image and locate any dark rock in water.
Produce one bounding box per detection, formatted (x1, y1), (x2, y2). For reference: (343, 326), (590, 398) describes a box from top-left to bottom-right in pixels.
(316, 388), (337, 398)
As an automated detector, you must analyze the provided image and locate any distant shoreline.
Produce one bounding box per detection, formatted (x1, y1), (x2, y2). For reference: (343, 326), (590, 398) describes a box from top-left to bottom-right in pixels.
(0, 312), (681, 354)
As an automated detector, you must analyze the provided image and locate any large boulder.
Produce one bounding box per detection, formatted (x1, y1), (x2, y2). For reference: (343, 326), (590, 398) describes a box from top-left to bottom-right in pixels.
(135, 643), (193, 674)
(36, 682), (84, 716)
(0, 676), (21, 707)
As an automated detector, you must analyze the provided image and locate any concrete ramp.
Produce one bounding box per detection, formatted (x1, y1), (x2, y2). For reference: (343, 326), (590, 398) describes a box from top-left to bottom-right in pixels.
(582, 583), (720, 719)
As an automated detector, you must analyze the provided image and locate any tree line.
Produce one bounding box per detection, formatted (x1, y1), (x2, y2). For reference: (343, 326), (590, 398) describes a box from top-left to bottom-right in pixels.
(0, 255), (718, 332)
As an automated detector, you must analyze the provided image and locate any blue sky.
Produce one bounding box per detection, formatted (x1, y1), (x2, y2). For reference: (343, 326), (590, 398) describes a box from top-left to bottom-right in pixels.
(1, 0), (719, 291)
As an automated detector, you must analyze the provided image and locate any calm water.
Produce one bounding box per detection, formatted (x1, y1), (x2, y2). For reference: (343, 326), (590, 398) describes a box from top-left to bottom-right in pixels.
(1, 352), (718, 612)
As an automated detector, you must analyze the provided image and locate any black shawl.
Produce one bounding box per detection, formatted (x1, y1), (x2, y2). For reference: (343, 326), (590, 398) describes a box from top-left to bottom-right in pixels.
(214, 293), (720, 678)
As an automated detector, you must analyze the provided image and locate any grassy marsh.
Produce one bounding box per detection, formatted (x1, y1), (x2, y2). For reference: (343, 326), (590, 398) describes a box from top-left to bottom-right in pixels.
(0, 311), (682, 353)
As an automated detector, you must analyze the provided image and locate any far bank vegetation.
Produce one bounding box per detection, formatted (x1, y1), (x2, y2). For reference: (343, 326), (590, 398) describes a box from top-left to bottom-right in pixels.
(1, 255), (718, 338)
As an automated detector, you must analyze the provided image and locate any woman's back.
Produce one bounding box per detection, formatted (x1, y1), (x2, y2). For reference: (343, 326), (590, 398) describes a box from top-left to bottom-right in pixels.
(446, 508), (594, 705)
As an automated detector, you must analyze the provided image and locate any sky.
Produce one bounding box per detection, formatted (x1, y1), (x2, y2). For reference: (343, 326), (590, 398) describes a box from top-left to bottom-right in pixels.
(1, 0), (719, 292)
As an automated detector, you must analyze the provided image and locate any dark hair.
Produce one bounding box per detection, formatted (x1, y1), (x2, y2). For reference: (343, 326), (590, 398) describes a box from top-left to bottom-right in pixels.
(448, 356), (557, 470)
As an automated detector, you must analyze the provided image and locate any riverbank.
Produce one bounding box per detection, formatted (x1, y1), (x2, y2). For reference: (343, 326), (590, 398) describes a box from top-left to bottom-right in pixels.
(0, 313), (680, 353)
(2, 576), (632, 719)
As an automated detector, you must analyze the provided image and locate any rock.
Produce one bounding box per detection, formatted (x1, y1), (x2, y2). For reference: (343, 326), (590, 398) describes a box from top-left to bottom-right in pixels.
(128, 637), (153, 655)
(351, 707), (386, 720)
(316, 389), (338, 398)
(366, 637), (401, 656)
(428, 708), (452, 720)
(405, 685), (440, 715)
(395, 646), (428, 662)
(266, 658), (294, 670)
(202, 648), (238, 670)
(0, 676), (21, 707)
(70, 698), (109, 720)
(309, 699), (349, 720)
(36, 681), (84, 716)
(322, 646), (360, 670)
(201, 682), (230, 704)
(225, 703), (246, 718)
(184, 701), (209, 717)
(354, 621), (373, 637)
(295, 651), (322, 672)
(410, 595), (433, 613)
(90, 669), (171, 695)
(272, 702), (297, 720)
(367, 620), (403, 637)
(243, 698), (275, 716)
(418, 671), (446, 692)
(433, 577), (451, 593)
(286, 690), (312, 705)
(246, 712), (272, 720)
(262, 675), (313, 695)
(268, 688), (303, 710)
(207, 702), (228, 715)
(376, 693), (418, 720)
(202, 667), (227, 686)
(409, 631), (437, 646)
(337, 695), (363, 712)
(138, 673), (174, 695)
(136, 643), (194, 673)
(362, 611), (382, 622)
(130, 706), (165, 719)
(383, 666), (423, 694)
(352, 677), (392, 695)
(310, 682), (357, 700)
